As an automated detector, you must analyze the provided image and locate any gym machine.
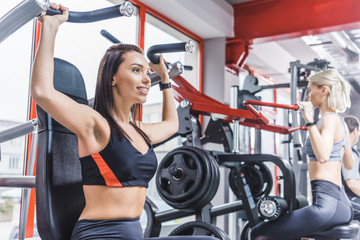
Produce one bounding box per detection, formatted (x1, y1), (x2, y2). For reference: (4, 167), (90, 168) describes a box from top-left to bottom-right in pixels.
(0, 0), (134, 44)
(0, 1), (358, 237)
(142, 55), (359, 238)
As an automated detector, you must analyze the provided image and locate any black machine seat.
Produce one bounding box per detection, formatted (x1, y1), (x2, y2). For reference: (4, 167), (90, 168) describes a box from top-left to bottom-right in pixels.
(36, 58), (88, 240)
(305, 221), (359, 239)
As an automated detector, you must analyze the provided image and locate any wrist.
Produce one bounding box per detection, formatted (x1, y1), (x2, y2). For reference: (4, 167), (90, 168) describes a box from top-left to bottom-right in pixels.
(42, 21), (60, 32)
(306, 121), (317, 127)
(160, 73), (170, 82)
(159, 82), (171, 91)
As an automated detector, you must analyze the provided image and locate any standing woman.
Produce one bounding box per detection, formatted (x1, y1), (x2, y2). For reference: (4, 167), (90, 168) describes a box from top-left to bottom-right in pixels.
(31, 3), (217, 240)
(251, 69), (354, 240)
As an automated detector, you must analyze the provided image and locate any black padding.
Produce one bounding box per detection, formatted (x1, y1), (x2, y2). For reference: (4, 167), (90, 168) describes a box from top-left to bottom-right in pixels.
(53, 58), (87, 100)
(306, 221), (359, 239)
(36, 58), (88, 240)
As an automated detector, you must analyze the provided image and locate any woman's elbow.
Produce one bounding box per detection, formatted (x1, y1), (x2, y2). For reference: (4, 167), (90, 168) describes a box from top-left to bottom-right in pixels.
(318, 158), (328, 164)
(317, 153), (330, 164)
(31, 87), (51, 105)
(344, 160), (354, 170)
(346, 163), (354, 170)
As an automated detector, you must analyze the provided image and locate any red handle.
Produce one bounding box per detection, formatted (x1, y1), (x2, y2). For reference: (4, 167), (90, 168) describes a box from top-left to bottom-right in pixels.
(243, 100), (302, 111)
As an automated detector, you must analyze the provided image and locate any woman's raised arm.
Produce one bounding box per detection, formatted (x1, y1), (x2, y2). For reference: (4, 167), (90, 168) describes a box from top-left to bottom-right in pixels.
(140, 55), (179, 144)
(31, 3), (108, 154)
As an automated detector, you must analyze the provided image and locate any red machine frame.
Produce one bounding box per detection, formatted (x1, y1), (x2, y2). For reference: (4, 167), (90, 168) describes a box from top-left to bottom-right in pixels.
(172, 76), (307, 134)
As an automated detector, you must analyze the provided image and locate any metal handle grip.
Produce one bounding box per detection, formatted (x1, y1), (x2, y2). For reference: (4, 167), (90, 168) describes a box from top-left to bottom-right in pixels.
(150, 61), (184, 86)
(100, 29), (121, 44)
(45, 2), (134, 23)
(147, 40), (195, 64)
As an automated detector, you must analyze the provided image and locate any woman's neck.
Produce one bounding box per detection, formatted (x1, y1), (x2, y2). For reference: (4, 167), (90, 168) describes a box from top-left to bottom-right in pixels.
(112, 106), (131, 124)
(319, 107), (335, 117)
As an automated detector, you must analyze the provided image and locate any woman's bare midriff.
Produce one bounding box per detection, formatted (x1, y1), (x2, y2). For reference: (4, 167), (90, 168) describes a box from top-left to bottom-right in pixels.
(308, 160), (342, 186)
(79, 185), (147, 220)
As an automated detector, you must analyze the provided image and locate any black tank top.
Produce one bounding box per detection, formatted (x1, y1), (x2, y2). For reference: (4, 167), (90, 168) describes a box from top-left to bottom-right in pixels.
(79, 130), (157, 188)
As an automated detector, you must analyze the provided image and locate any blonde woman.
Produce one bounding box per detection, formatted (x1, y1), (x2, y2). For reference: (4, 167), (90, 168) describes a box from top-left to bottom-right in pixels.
(251, 69), (354, 240)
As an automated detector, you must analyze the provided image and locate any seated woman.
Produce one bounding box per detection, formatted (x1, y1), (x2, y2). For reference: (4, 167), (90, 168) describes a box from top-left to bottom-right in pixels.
(342, 115), (360, 221)
(31, 3), (217, 240)
(251, 69), (354, 240)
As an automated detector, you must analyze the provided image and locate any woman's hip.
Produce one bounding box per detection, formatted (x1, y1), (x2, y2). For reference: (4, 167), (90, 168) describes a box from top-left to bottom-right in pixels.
(71, 217), (143, 240)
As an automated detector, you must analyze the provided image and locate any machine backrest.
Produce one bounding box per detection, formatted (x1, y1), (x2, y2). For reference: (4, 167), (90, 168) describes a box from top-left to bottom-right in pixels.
(36, 58), (88, 240)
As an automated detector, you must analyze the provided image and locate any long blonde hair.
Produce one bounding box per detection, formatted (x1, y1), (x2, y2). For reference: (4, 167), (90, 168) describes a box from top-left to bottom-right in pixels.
(308, 69), (351, 113)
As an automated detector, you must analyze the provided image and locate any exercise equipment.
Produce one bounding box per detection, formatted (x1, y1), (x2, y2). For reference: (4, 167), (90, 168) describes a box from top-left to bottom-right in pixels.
(142, 197), (161, 238)
(156, 146), (220, 210)
(150, 62), (184, 84)
(169, 221), (230, 240)
(228, 162), (273, 201)
(36, 58), (87, 240)
(45, 1), (134, 21)
(0, 0), (134, 44)
(0, 0), (49, 44)
(161, 74), (358, 239)
(147, 40), (196, 64)
(257, 196), (288, 220)
(0, 119), (37, 144)
(239, 222), (251, 240)
(100, 29), (121, 44)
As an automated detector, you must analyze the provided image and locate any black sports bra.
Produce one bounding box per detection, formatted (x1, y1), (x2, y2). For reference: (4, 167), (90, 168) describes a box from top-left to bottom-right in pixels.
(79, 130), (157, 188)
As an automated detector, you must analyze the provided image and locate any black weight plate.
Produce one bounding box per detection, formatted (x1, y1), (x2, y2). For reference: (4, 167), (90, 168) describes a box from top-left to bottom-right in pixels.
(156, 147), (212, 209)
(229, 162), (273, 201)
(257, 162), (273, 198)
(240, 222), (251, 240)
(169, 221), (230, 240)
(141, 197), (161, 237)
(196, 149), (220, 209)
(156, 148), (203, 201)
(170, 146), (213, 209)
(229, 164), (263, 200)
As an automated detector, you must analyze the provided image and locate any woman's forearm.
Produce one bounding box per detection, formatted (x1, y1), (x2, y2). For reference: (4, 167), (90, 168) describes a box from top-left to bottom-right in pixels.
(161, 76), (178, 133)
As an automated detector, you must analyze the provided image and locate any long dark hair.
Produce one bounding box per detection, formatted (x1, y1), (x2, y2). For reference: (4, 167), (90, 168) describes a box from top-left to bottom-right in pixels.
(93, 44), (150, 144)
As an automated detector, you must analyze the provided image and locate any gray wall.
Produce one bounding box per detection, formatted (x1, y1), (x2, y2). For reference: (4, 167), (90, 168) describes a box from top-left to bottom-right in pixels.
(203, 37), (226, 103)
(201, 37), (230, 235)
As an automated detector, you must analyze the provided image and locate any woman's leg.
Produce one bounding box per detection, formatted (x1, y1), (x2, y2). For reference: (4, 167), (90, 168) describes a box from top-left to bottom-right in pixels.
(251, 180), (353, 240)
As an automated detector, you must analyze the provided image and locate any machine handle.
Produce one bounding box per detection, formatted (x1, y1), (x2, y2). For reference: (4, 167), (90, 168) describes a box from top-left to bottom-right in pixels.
(147, 40), (195, 64)
(46, 2), (134, 23)
(100, 29), (121, 44)
(243, 100), (302, 111)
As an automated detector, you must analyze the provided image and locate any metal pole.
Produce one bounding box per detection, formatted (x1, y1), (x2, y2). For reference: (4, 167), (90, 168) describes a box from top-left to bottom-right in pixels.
(0, 176), (35, 188)
(290, 61), (307, 196)
(230, 86), (240, 154)
(230, 85), (240, 240)
(18, 128), (38, 239)
(0, 119), (37, 143)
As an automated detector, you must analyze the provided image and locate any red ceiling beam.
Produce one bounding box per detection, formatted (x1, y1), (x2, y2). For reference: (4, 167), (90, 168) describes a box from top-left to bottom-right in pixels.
(226, 39), (249, 74)
(233, 0), (360, 44)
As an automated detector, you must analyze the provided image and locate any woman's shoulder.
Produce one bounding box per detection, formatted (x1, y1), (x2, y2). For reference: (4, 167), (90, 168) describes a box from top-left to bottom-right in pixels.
(318, 113), (340, 129)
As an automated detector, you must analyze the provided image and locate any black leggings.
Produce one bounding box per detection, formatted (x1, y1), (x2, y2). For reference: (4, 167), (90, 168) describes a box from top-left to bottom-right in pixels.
(251, 180), (353, 240)
(349, 196), (360, 221)
(71, 217), (218, 240)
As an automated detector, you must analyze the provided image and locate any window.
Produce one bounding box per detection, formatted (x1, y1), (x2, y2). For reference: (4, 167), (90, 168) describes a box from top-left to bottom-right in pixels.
(0, 1), (33, 237)
(142, 12), (201, 234)
(53, 0), (138, 99)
